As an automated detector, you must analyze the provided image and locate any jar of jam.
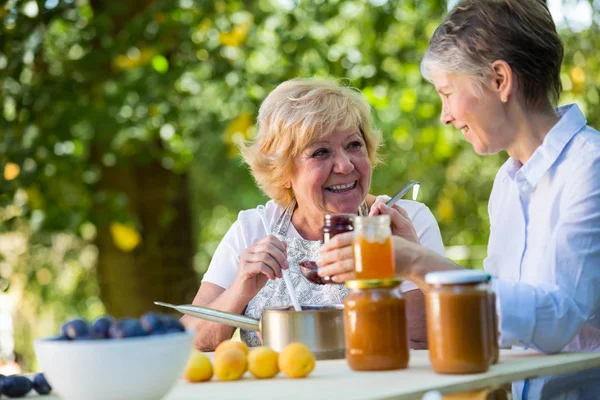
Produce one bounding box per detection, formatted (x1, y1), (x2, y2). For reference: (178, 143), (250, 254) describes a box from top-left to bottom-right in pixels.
(300, 213), (355, 285)
(322, 213), (355, 242)
(344, 278), (409, 371)
(353, 215), (395, 279)
(425, 270), (492, 374)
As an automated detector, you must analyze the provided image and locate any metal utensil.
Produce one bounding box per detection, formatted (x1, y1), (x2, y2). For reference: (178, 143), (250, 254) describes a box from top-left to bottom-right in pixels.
(155, 301), (345, 360)
(256, 205), (302, 312)
(386, 180), (420, 206)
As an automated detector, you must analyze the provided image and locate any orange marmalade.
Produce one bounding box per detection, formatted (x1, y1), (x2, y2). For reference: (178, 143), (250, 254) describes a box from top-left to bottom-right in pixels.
(353, 216), (395, 279)
(344, 278), (409, 371)
(425, 270), (492, 374)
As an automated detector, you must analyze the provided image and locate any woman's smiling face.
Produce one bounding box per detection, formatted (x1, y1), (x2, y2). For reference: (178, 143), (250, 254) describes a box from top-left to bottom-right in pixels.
(432, 72), (511, 155)
(290, 128), (372, 217)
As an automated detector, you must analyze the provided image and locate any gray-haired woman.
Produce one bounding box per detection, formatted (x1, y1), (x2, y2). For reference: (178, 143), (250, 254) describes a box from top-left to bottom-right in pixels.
(320, 1), (600, 399)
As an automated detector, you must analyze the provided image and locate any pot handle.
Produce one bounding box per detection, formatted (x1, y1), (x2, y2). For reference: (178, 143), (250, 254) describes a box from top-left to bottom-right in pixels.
(154, 302), (260, 332)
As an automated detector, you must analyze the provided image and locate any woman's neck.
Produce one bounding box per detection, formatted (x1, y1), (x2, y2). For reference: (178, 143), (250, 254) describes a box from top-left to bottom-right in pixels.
(291, 206), (323, 241)
(506, 102), (560, 164)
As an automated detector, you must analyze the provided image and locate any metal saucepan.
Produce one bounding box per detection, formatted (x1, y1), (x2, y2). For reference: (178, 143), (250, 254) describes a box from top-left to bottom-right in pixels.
(155, 302), (345, 360)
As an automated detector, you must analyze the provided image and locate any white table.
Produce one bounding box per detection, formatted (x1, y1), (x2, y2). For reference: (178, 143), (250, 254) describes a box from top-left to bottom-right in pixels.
(43, 349), (600, 400)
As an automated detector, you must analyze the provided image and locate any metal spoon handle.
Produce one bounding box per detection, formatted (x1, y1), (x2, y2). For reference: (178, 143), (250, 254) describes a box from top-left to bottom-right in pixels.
(154, 301), (260, 331)
(386, 180), (420, 206)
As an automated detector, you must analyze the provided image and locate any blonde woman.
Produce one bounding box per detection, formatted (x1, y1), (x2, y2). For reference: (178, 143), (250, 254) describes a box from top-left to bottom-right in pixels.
(183, 79), (445, 350)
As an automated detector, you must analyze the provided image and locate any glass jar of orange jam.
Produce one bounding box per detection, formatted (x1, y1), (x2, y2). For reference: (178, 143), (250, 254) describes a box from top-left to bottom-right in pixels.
(353, 215), (395, 279)
(425, 270), (493, 374)
(344, 278), (409, 371)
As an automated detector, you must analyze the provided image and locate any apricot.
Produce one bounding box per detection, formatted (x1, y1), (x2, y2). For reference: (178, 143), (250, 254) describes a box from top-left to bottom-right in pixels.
(278, 342), (315, 378)
(214, 339), (249, 357)
(214, 348), (247, 381)
(248, 346), (279, 379)
(184, 351), (213, 382)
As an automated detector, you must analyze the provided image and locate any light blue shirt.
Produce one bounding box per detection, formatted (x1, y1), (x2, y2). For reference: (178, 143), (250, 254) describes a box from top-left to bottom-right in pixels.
(484, 104), (600, 400)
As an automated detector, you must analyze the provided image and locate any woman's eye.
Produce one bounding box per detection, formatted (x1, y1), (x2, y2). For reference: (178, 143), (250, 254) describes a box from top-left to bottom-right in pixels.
(348, 141), (364, 150)
(311, 148), (329, 157)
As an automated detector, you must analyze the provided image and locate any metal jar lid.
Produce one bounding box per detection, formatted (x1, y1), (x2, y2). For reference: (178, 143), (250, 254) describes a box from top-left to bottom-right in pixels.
(425, 270), (490, 285)
(345, 277), (401, 289)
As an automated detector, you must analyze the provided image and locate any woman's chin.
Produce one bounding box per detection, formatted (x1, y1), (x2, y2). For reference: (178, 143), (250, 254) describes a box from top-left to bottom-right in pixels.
(324, 197), (364, 214)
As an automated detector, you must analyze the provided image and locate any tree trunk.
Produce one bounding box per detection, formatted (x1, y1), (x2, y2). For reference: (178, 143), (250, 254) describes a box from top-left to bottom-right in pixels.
(95, 160), (198, 317)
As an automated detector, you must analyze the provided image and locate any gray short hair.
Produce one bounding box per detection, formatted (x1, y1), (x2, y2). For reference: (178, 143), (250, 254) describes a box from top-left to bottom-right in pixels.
(421, 0), (563, 108)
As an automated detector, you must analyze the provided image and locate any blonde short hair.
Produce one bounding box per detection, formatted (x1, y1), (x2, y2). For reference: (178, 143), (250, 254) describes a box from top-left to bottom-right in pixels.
(240, 78), (382, 208)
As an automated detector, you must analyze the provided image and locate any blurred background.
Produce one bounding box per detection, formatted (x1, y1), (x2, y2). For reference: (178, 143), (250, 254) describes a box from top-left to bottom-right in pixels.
(1, 0), (599, 372)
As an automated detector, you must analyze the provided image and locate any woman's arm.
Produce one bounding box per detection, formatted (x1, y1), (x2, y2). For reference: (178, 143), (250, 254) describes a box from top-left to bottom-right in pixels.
(181, 281), (251, 351)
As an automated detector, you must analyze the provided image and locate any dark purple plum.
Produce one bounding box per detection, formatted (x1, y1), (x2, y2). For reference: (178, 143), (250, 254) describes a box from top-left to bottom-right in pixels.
(32, 373), (52, 395)
(91, 316), (114, 339)
(109, 318), (147, 339)
(140, 312), (167, 335)
(161, 315), (185, 333)
(0, 375), (32, 398)
(61, 318), (90, 340)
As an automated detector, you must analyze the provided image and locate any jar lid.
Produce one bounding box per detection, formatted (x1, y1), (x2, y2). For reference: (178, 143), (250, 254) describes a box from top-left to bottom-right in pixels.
(425, 270), (490, 285)
(345, 277), (401, 289)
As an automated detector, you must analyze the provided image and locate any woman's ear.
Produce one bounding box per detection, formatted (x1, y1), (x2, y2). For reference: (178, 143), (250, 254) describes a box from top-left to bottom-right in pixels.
(491, 60), (513, 103)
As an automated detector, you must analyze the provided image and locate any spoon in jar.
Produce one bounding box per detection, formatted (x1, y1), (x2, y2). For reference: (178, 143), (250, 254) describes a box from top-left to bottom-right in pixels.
(256, 205), (302, 312)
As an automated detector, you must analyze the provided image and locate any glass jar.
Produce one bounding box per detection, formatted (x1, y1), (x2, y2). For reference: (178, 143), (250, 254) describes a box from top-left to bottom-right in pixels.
(344, 278), (409, 371)
(300, 213), (356, 285)
(425, 270), (492, 374)
(353, 215), (395, 279)
(322, 213), (355, 243)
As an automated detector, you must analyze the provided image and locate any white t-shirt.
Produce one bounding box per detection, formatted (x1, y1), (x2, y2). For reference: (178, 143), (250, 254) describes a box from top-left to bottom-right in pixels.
(203, 197), (445, 293)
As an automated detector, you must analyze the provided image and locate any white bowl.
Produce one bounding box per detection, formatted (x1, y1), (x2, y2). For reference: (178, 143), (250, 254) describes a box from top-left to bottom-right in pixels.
(34, 330), (194, 400)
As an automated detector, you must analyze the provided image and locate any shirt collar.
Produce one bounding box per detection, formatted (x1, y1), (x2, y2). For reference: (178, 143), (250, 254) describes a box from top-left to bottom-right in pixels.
(501, 103), (587, 186)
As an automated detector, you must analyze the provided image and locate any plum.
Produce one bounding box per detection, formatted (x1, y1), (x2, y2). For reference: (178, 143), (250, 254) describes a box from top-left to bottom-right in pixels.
(61, 318), (90, 340)
(140, 312), (167, 335)
(32, 373), (52, 395)
(109, 318), (147, 338)
(0, 375), (32, 398)
(161, 314), (185, 333)
(91, 316), (114, 339)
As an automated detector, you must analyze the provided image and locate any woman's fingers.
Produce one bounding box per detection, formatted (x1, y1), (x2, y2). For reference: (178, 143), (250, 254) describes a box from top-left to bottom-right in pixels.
(319, 232), (355, 281)
(246, 251), (283, 279)
(331, 271), (356, 283)
(240, 235), (288, 280)
(320, 231), (354, 253)
(318, 244), (353, 268)
(318, 258), (355, 278)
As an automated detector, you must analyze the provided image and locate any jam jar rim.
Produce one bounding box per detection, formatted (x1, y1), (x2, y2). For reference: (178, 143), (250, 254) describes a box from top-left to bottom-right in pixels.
(345, 278), (402, 290)
(425, 270), (491, 286)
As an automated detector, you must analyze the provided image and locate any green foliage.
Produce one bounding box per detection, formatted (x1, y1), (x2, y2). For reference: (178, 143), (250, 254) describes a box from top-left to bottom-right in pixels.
(1, 0), (599, 370)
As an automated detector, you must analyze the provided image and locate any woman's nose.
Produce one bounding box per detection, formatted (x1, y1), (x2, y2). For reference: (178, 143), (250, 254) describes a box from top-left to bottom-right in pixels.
(333, 152), (354, 174)
(440, 103), (454, 125)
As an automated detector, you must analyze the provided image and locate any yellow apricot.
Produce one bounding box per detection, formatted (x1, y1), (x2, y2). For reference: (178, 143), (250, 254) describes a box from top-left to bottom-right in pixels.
(214, 339), (249, 358)
(278, 342), (315, 379)
(248, 346), (279, 379)
(184, 351), (213, 382)
(214, 348), (247, 381)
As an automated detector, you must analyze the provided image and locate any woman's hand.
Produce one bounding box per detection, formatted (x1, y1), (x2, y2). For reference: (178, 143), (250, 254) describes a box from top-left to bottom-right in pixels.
(370, 198), (420, 244)
(317, 231), (355, 283)
(233, 235), (288, 299)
